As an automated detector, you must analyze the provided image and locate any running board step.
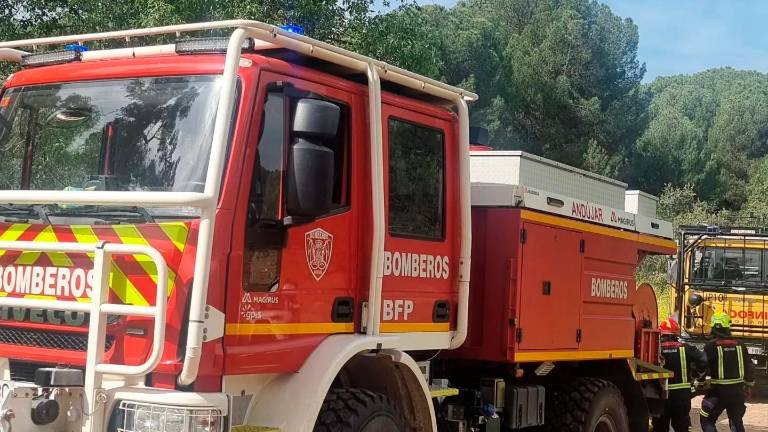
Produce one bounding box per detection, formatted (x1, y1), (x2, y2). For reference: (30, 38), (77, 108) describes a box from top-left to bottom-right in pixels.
(430, 387), (459, 398)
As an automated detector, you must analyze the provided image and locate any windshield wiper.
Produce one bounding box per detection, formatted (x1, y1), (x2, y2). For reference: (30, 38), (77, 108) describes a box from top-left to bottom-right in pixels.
(47, 205), (154, 223)
(0, 204), (50, 223)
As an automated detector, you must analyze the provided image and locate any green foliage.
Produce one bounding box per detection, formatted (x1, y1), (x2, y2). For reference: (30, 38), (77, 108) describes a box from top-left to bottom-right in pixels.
(629, 68), (768, 209)
(351, 0), (647, 172)
(349, 4), (446, 78)
(0, 0), (376, 80)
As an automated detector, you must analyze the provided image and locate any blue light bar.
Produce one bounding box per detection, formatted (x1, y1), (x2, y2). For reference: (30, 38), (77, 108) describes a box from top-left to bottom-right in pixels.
(64, 44), (89, 53)
(280, 24), (305, 35)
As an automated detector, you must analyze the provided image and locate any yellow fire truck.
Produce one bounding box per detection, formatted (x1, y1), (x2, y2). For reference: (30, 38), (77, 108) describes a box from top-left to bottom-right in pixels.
(671, 225), (768, 386)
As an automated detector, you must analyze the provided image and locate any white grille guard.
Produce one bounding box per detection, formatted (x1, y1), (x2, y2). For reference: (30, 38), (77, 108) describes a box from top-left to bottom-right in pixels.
(0, 240), (167, 431)
(0, 20), (477, 399)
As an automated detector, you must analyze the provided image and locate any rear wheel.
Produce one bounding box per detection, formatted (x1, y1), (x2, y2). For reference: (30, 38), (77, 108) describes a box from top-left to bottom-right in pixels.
(314, 388), (406, 432)
(546, 377), (630, 432)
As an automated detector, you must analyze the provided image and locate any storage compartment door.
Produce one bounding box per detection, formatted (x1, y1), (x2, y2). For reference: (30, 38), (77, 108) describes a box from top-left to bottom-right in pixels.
(518, 222), (581, 350)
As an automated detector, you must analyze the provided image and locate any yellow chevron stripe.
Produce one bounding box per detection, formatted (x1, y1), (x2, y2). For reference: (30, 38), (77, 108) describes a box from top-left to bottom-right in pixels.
(71, 225), (99, 244)
(113, 225), (176, 296)
(72, 225), (148, 306)
(0, 224), (29, 257)
(16, 225), (73, 266)
(159, 222), (189, 253)
(110, 264), (149, 306)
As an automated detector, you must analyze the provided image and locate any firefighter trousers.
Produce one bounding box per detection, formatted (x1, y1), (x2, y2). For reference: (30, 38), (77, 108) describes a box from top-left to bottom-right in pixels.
(699, 385), (747, 432)
(652, 389), (692, 432)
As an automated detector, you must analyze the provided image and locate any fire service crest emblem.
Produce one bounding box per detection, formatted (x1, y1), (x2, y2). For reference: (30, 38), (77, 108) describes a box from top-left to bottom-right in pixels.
(305, 228), (333, 281)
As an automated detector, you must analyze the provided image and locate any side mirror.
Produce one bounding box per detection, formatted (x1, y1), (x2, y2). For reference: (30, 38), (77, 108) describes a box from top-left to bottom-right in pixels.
(666, 257), (678, 286)
(285, 98), (340, 218)
(688, 293), (704, 307)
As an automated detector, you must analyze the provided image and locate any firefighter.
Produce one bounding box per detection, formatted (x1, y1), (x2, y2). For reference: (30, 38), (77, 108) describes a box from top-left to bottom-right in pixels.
(699, 311), (756, 432)
(652, 318), (707, 432)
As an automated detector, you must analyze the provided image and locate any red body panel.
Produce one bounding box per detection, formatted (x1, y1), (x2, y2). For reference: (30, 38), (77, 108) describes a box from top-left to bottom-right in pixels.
(452, 207), (675, 363)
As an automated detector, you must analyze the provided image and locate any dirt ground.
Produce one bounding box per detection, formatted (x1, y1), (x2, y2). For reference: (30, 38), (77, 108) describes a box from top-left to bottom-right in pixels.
(689, 393), (768, 432)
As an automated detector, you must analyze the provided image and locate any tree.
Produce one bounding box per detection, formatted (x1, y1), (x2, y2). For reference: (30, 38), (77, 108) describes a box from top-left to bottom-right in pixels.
(628, 68), (768, 209)
(0, 0), (376, 77)
(349, 3), (446, 79)
(352, 0), (647, 173)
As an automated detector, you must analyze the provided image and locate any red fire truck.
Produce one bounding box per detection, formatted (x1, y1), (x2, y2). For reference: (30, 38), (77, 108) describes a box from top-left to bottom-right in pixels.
(0, 21), (675, 432)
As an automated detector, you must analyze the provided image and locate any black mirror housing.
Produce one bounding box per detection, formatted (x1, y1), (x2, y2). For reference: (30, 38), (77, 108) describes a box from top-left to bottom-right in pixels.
(286, 138), (334, 217)
(284, 98), (340, 219)
(292, 98), (340, 138)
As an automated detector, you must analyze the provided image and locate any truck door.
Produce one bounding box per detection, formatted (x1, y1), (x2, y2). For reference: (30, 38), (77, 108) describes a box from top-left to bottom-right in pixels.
(381, 103), (457, 341)
(518, 222), (582, 350)
(224, 71), (360, 374)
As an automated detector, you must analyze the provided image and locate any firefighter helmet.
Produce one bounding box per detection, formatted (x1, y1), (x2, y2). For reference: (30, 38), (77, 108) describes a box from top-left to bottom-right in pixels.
(659, 318), (680, 335)
(711, 311), (731, 329)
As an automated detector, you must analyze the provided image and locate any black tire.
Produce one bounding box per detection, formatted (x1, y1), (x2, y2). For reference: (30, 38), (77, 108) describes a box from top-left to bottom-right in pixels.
(546, 378), (630, 432)
(314, 388), (407, 432)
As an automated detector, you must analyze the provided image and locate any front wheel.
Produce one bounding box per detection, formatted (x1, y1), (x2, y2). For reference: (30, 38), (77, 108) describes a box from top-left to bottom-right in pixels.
(546, 377), (630, 432)
(314, 388), (406, 432)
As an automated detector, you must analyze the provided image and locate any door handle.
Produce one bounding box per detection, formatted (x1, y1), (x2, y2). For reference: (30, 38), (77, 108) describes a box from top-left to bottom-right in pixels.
(433, 300), (450, 323)
(542, 281), (551, 295)
(331, 297), (354, 323)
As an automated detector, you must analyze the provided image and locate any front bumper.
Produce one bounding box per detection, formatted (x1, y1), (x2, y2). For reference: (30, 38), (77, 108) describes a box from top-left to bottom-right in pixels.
(0, 384), (229, 432)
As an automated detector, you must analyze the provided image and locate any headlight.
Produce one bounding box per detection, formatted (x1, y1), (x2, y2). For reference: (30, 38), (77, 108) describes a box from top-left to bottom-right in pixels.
(111, 401), (223, 432)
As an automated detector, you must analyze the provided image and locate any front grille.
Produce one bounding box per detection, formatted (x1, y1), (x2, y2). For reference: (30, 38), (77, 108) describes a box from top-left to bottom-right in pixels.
(0, 326), (115, 352)
(9, 360), (83, 383)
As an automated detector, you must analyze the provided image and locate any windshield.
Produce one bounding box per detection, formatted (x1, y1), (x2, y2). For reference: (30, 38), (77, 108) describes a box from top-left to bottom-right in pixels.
(691, 246), (767, 286)
(0, 76), (221, 195)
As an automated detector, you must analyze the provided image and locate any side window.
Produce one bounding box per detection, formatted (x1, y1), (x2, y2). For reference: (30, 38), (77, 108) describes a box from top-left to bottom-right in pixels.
(253, 91), (286, 222)
(388, 118), (445, 239)
(244, 89), (286, 292)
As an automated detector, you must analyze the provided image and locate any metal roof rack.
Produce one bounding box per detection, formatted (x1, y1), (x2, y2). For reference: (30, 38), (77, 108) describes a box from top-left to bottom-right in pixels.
(0, 20), (478, 103)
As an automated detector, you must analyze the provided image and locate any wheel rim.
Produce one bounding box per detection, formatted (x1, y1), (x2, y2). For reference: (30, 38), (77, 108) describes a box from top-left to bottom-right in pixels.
(361, 415), (401, 432)
(593, 413), (618, 432)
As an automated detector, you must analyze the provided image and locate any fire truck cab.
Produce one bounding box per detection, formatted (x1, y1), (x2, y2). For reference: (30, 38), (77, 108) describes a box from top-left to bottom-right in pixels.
(0, 21), (675, 432)
(0, 21), (474, 432)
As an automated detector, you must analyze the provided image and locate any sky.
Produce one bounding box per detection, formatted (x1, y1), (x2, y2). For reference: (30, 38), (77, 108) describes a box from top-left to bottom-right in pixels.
(389, 0), (768, 82)
(602, 0), (768, 81)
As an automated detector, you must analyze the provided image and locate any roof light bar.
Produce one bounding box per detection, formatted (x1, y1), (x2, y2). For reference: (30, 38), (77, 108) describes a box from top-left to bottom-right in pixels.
(20, 49), (81, 68)
(279, 24), (305, 35)
(64, 43), (89, 52)
(175, 37), (255, 54)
